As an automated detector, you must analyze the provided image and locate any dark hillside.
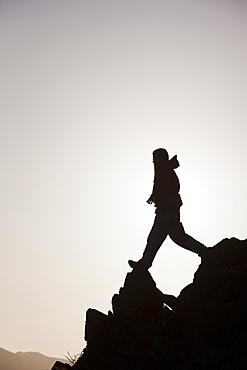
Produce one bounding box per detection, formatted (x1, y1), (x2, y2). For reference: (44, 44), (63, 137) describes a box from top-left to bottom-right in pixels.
(52, 238), (247, 370)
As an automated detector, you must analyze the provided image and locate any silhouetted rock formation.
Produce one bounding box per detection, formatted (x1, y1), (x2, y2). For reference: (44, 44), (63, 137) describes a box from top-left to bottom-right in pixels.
(52, 238), (247, 370)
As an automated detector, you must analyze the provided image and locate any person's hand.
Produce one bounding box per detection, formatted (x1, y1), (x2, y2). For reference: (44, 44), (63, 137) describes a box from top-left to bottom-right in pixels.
(146, 196), (154, 204)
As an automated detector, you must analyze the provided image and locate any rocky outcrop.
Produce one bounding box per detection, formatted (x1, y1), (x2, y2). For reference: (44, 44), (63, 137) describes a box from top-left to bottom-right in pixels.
(52, 237), (247, 370)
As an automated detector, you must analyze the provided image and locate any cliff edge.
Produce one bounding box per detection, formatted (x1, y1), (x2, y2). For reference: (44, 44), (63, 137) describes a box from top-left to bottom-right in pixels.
(52, 237), (247, 370)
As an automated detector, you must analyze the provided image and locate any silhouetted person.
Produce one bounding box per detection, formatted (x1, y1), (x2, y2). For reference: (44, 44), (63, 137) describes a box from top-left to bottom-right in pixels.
(129, 148), (207, 269)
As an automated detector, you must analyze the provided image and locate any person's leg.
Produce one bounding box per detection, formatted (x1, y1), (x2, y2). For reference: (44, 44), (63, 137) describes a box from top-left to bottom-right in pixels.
(169, 221), (206, 256)
(140, 211), (184, 266)
(140, 213), (169, 266)
(128, 213), (170, 268)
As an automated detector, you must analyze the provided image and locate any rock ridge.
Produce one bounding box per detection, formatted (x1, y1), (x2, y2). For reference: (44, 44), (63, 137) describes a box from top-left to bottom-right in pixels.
(52, 237), (247, 370)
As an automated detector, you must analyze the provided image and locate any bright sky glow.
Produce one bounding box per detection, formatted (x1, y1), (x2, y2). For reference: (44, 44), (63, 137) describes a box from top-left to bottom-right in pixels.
(1, 0), (247, 358)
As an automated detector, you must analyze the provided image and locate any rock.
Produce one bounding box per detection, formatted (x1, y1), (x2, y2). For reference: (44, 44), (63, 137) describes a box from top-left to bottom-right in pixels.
(51, 361), (72, 370)
(74, 267), (176, 369)
(56, 238), (247, 369)
(177, 237), (247, 366)
(84, 308), (113, 345)
(112, 268), (165, 320)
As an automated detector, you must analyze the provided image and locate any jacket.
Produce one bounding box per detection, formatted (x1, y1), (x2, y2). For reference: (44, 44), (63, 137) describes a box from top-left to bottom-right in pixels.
(150, 155), (183, 212)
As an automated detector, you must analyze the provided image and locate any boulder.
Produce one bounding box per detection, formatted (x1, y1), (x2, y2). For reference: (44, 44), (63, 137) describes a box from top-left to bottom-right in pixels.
(62, 238), (247, 369)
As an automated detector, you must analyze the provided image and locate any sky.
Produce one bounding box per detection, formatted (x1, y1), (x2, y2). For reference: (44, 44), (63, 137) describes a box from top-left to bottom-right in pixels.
(1, 0), (247, 359)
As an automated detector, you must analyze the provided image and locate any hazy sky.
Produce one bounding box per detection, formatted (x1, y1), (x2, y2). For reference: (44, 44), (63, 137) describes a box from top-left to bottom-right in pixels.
(1, 0), (247, 358)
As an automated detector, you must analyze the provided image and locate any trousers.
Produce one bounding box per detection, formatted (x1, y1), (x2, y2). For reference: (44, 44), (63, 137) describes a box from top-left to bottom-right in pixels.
(141, 211), (206, 266)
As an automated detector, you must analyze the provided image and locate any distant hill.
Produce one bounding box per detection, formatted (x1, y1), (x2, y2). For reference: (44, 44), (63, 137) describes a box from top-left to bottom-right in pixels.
(0, 348), (68, 370)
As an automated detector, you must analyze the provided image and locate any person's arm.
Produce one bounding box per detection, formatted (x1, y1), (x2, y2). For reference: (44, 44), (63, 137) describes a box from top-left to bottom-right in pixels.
(147, 163), (156, 204)
(146, 195), (155, 204)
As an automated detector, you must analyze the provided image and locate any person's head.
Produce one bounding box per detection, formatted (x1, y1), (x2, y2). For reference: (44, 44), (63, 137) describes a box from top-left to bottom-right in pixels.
(152, 148), (169, 163)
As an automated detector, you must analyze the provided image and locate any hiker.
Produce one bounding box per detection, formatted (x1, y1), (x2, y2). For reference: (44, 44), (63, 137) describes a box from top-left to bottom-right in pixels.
(129, 148), (207, 269)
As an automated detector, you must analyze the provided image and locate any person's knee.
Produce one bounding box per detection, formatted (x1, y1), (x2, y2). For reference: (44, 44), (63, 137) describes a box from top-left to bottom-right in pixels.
(169, 223), (185, 243)
(169, 232), (183, 244)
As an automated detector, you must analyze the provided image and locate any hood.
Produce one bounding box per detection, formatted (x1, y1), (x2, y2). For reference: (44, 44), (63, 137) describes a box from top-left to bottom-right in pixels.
(169, 155), (180, 169)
